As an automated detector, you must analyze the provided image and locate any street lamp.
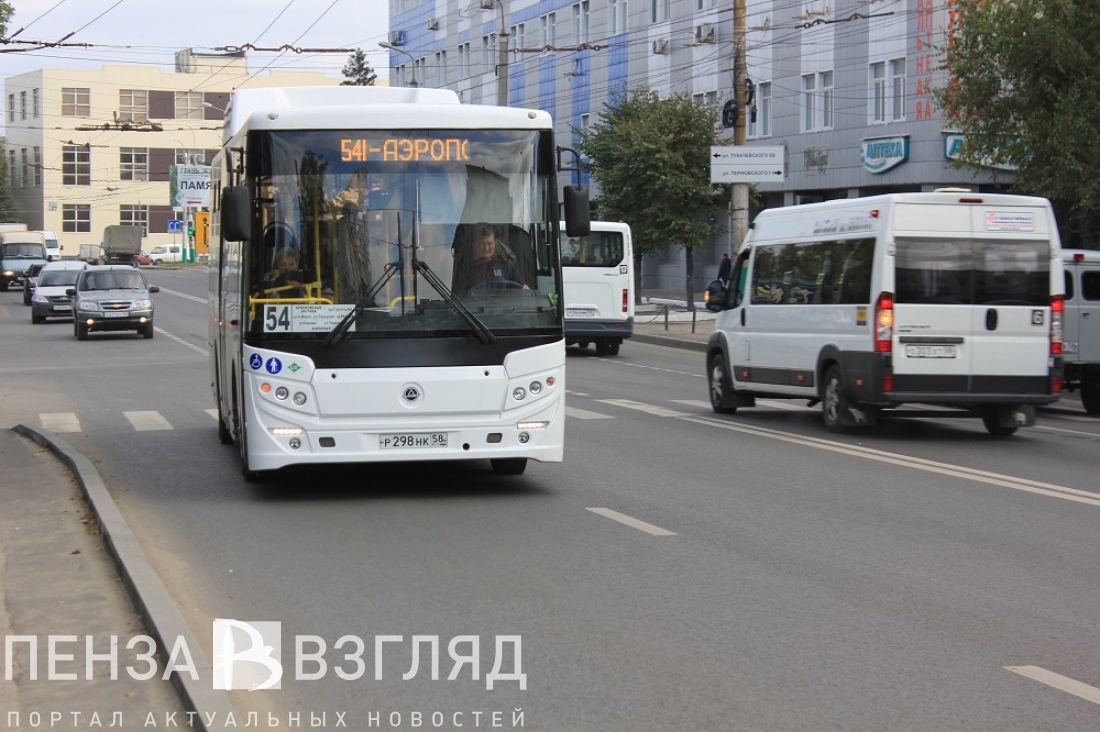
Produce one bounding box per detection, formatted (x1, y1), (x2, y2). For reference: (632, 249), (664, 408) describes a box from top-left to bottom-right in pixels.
(379, 42), (419, 87)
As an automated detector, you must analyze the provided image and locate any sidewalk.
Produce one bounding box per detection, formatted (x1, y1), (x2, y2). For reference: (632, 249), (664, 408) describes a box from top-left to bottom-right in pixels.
(630, 289), (713, 352)
(0, 429), (183, 723)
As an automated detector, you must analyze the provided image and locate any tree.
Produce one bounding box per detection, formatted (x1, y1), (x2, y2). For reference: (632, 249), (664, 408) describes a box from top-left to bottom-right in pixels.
(341, 49), (377, 86)
(578, 90), (725, 306)
(0, 2), (13, 37)
(937, 0), (1100, 245)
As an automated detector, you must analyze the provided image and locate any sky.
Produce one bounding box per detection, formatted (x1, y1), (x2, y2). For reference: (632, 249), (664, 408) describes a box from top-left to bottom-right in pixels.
(2, 0), (392, 88)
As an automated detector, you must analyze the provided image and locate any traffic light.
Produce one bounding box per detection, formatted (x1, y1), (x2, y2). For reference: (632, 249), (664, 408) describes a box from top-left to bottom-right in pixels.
(187, 221), (195, 238)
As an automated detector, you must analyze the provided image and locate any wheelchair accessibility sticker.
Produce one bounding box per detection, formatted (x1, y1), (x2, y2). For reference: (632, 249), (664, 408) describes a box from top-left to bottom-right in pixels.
(249, 353), (263, 370)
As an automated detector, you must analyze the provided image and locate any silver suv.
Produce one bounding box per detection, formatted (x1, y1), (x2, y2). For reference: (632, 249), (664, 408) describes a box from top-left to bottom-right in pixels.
(68, 265), (159, 340)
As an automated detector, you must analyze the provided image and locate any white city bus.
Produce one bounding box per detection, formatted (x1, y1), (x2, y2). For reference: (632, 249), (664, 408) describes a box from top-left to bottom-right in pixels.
(560, 221), (634, 355)
(209, 86), (589, 480)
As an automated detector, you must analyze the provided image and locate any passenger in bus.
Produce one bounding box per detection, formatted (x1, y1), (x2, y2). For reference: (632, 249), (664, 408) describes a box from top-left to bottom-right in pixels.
(453, 224), (529, 295)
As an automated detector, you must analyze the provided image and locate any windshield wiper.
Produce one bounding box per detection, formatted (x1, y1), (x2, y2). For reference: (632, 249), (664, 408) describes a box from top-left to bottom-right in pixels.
(320, 261), (402, 348)
(412, 259), (495, 344)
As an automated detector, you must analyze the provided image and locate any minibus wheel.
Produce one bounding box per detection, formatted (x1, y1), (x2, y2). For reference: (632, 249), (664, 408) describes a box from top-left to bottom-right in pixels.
(708, 353), (738, 414)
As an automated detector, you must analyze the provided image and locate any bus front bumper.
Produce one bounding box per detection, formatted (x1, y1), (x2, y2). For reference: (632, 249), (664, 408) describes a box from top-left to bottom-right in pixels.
(243, 386), (566, 472)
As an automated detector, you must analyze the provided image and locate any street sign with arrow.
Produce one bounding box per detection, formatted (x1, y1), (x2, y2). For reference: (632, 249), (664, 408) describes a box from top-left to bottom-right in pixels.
(709, 145), (785, 183)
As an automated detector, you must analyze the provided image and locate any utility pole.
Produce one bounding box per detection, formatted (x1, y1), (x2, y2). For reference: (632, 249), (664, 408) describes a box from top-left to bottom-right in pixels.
(731, 0), (749, 256)
(496, 0), (509, 105)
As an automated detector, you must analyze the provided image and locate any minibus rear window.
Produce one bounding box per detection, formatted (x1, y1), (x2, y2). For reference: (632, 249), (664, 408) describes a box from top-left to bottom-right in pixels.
(561, 231), (624, 267)
(895, 238), (1049, 306)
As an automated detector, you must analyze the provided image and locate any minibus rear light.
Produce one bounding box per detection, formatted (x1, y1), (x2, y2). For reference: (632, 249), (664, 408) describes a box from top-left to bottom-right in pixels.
(1050, 295), (1064, 355)
(622, 288), (629, 313)
(959, 197), (984, 204)
(874, 291), (894, 353)
(1052, 376), (1063, 394)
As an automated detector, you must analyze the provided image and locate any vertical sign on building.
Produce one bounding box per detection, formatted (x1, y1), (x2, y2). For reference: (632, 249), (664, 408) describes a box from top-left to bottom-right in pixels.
(914, 0), (936, 120)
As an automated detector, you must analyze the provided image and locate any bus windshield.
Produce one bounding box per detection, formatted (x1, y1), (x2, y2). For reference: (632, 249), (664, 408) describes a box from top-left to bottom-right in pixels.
(246, 129), (561, 340)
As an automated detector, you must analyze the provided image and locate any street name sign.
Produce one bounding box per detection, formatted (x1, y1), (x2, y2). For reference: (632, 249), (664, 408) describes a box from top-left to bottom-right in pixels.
(710, 146), (785, 183)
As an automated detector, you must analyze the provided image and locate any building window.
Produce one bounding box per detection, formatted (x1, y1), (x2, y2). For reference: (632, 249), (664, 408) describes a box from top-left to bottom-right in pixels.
(482, 34), (496, 68)
(541, 12), (557, 45)
(7, 94), (14, 122)
(652, 0), (669, 22)
(119, 89), (149, 122)
(21, 148), (29, 187)
(748, 80), (773, 138)
(62, 88), (91, 117)
(801, 74), (816, 132)
(175, 148), (203, 165)
(870, 61), (886, 123)
(696, 0), (717, 8)
(433, 51), (446, 85)
(891, 57), (906, 121)
(457, 42), (471, 78)
(510, 23), (525, 56)
(120, 148), (149, 181)
(63, 204), (91, 233)
(609, 1), (626, 33)
(32, 88), (40, 117)
(62, 145), (91, 185)
(120, 205), (149, 236)
(580, 113), (590, 129)
(8, 150), (16, 187)
(175, 91), (203, 120)
(693, 91), (718, 107)
(19, 91), (27, 120)
(820, 70), (834, 129)
(573, 1), (589, 42)
(33, 147), (42, 186)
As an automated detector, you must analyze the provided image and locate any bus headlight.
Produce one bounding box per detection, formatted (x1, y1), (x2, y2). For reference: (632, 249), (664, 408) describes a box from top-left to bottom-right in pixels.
(274, 386), (289, 400)
(293, 392), (307, 406)
(529, 380), (542, 394)
(512, 387), (526, 401)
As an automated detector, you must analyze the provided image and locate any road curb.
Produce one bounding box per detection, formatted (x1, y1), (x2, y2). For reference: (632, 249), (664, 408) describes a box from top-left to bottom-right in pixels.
(630, 332), (708, 353)
(12, 424), (237, 732)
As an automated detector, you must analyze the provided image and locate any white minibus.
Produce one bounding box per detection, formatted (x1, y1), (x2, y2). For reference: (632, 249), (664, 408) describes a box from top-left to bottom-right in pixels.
(705, 192), (1064, 435)
(560, 221), (634, 356)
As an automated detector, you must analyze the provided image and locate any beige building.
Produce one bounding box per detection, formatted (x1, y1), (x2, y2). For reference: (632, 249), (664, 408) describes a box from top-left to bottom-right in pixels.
(3, 49), (341, 256)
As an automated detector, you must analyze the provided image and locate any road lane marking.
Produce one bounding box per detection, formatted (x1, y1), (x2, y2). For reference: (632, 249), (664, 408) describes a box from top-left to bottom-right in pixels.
(566, 389), (590, 397)
(155, 286), (207, 304)
(40, 412), (80, 433)
(566, 406), (614, 420)
(1035, 424), (1100, 438)
(154, 326), (208, 356)
(587, 394), (1099, 507)
(123, 411), (173, 431)
(757, 398), (815, 412)
(586, 508), (676, 536)
(1045, 412), (1097, 423)
(596, 398), (689, 418)
(683, 412), (1100, 508)
(669, 399), (712, 409)
(1005, 666), (1100, 706)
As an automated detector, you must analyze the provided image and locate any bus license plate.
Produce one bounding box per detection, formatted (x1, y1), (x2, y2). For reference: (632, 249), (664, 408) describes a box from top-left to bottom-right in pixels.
(379, 432), (448, 449)
(905, 344), (957, 358)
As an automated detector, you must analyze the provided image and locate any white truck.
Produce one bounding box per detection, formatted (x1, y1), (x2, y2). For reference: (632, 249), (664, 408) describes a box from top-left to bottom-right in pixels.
(79, 243), (102, 263)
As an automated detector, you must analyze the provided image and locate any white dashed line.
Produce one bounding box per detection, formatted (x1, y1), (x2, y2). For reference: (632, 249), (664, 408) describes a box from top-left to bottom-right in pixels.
(123, 411), (173, 431)
(39, 412), (81, 433)
(1005, 666), (1100, 706)
(586, 508), (677, 536)
(566, 406), (614, 420)
(155, 286), (207, 304)
(154, 326), (208, 356)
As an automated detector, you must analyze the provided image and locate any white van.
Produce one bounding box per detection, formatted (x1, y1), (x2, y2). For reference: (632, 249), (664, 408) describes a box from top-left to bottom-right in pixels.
(38, 230), (61, 260)
(149, 244), (182, 264)
(560, 221), (634, 356)
(1061, 249), (1100, 413)
(705, 192), (1064, 435)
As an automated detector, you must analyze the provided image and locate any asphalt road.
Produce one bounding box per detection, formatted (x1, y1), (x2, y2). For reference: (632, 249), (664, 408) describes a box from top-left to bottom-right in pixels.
(2, 268), (1098, 730)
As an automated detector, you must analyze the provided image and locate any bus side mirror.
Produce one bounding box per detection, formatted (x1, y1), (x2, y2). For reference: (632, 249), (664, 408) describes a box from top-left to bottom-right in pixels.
(221, 186), (250, 242)
(704, 279), (726, 312)
(563, 185), (590, 238)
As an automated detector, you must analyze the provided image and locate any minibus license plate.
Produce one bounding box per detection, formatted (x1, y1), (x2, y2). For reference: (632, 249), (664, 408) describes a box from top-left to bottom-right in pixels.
(566, 308), (595, 318)
(379, 432), (448, 449)
(905, 344), (957, 358)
